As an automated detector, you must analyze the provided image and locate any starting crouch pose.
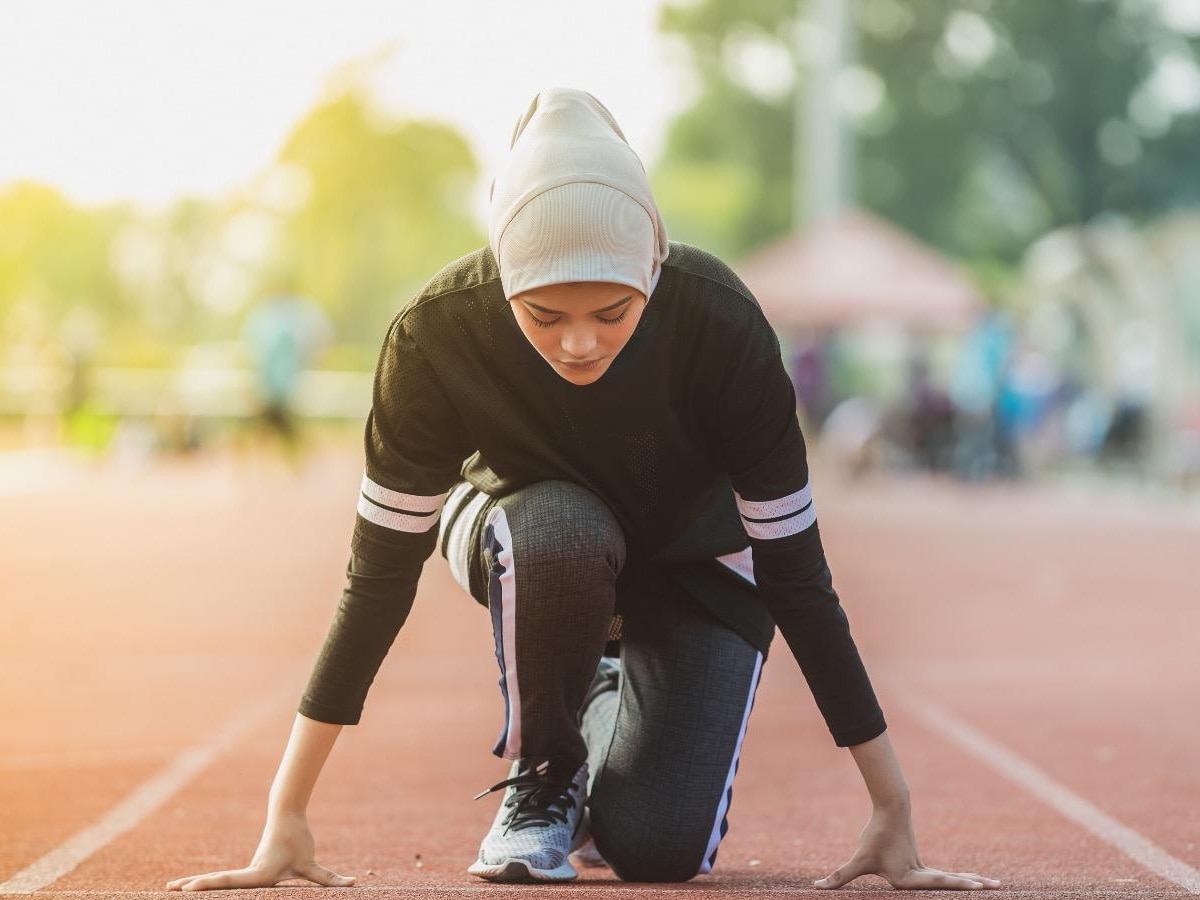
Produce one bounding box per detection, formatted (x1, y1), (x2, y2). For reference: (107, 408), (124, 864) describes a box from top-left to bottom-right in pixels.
(167, 87), (1000, 892)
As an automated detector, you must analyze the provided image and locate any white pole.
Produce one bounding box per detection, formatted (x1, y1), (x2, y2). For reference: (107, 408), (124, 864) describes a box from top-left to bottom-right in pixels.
(797, 0), (855, 228)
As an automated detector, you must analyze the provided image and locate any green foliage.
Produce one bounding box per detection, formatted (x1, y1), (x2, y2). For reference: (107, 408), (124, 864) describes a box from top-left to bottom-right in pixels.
(652, 83), (796, 256)
(0, 183), (128, 339)
(272, 90), (486, 343)
(657, 0), (1200, 263)
(0, 84), (489, 366)
(318, 342), (381, 371)
(651, 158), (764, 262)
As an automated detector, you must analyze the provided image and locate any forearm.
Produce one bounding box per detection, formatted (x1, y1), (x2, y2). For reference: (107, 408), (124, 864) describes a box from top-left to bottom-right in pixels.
(847, 727), (911, 812)
(770, 594), (887, 746)
(297, 551), (424, 724)
(267, 713), (344, 821)
(754, 528), (887, 747)
(273, 553), (422, 821)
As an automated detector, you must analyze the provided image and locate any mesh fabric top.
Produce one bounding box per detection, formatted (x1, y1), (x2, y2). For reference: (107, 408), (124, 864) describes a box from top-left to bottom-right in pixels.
(300, 241), (887, 748)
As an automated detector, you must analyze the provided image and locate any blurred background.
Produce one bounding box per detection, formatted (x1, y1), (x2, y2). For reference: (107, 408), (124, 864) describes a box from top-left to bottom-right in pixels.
(2, 0), (1199, 493)
(5, 6), (1200, 890)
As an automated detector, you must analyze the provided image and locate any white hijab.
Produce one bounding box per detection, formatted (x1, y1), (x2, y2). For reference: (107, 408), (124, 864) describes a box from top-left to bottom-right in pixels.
(487, 87), (670, 302)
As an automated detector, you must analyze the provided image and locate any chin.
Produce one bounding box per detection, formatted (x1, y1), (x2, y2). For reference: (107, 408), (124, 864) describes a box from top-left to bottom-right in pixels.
(555, 361), (609, 384)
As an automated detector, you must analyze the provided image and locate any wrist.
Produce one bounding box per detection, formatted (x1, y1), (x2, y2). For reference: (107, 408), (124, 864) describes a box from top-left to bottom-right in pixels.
(265, 802), (309, 828)
(871, 791), (912, 815)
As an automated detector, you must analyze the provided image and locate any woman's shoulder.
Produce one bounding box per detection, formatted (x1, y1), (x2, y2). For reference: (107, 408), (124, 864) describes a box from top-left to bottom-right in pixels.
(663, 241), (752, 297)
(394, 245), (503, 329)
(662, 241), (770, 334)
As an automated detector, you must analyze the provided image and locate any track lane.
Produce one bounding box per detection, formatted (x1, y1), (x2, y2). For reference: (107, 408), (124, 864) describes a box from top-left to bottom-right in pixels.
(3, 445), (1196, 896)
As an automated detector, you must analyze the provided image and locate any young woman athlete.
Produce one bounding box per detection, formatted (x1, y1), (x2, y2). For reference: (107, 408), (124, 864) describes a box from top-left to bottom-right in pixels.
(167, 87), (1000, 891)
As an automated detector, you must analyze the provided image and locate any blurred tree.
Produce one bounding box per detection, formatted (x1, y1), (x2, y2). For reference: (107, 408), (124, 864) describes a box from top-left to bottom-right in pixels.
(0, 86), (488, 366)
(0, 183), (127, 345)
(649, 79), (796, 263)
(272, 88), (486, 343)
(657, 0), (1200, 262)
(108, 197), (233, 352)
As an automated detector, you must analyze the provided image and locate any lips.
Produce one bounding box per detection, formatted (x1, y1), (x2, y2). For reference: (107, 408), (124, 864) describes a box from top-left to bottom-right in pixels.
(560, 358), (604, 369)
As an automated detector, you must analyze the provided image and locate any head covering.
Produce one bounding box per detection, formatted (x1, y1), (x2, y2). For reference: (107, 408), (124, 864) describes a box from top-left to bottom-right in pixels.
(487, 87), (669, 303)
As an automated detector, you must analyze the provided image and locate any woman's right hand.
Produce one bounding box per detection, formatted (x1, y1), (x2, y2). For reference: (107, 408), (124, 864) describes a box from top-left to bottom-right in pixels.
(165, 813), (356, 891)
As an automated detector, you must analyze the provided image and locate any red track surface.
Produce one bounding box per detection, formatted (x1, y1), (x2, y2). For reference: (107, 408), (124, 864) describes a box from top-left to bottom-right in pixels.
(2, 438), (1197, 897)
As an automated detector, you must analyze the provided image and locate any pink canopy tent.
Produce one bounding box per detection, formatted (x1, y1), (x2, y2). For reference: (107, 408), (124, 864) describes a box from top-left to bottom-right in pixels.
(734, 209), (985, 333)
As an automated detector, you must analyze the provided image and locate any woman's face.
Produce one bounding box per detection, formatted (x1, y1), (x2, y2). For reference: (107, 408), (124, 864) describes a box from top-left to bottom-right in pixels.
(509, 281), (647, 385)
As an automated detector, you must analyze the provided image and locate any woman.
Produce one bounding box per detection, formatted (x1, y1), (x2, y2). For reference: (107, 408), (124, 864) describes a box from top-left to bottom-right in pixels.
(167, 88), (1000, 891)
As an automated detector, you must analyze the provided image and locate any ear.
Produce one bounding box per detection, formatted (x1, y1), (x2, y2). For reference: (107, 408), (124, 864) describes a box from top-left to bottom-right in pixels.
(509, 91), (541, 149)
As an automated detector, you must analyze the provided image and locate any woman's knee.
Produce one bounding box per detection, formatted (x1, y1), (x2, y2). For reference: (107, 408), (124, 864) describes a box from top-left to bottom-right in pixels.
(490, 480), (626, 578)
(593, 831), (707, 883)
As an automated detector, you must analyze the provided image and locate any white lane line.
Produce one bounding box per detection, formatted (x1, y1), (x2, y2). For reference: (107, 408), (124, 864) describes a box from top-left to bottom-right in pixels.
(0, 746), (189, 770)
(0, 691), (285, 894)
(902, 695), (1200, 895)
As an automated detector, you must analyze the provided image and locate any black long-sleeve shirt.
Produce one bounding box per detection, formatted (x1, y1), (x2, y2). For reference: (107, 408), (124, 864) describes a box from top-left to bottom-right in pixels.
(298, 241), (887, 747)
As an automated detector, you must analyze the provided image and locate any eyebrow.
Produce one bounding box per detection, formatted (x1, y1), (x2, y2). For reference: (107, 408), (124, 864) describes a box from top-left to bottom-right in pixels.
(522, 294), (634, 315)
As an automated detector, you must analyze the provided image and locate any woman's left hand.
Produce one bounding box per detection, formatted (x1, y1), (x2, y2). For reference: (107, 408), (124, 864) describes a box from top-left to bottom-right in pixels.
(813, 804), (1002, 890)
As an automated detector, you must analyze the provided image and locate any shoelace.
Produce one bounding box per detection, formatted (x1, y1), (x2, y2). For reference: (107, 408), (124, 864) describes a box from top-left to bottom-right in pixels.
(472, 760), (580, 834)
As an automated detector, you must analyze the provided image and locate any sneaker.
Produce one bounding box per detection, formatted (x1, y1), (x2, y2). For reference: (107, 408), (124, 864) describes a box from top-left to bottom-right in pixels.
(467, 758), (589, 882)
(568, 808), (610, 869)
(570, 836), (608, 868)
(572, 658), (620, 872)
(581, 655), (621, 711)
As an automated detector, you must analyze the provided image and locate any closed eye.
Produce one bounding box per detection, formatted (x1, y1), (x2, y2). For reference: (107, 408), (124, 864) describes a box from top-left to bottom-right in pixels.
(530, 309), (630, 328)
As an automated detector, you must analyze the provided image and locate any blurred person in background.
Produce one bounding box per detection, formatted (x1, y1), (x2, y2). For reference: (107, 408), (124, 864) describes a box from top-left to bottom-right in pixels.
(900, 348), (956, 474)
(168, 88), (1000, 893)
(57, 305), (109, 453)
(239, 283), (332, 468)
(790, 337), (833, 430)
(949, 307), (1016, 480)
(59, 306), (100, 420)
(1098, 395), (1151, 472)
(818, 395), (890, 480)
(995, 339), (1065, 478)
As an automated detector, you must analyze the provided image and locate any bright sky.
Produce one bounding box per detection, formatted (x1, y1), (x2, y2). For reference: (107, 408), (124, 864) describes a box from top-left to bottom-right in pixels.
(5, 0), (1196, 228)
(0, 0), (696, 227)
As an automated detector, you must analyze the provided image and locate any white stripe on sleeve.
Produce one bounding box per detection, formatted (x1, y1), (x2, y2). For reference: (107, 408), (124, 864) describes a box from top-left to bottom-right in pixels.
(734, 482), (817, 540)
(357, 472), (447, 533)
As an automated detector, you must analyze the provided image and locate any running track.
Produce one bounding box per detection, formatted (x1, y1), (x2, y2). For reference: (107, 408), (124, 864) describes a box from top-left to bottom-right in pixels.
(1, 438), (1197, 897)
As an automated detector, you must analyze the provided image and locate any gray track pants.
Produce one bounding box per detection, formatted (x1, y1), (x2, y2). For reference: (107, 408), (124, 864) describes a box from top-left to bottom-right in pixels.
(436, 478), (769, 882)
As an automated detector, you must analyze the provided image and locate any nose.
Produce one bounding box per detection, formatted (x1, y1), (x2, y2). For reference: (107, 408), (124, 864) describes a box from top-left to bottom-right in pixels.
(560, 325), (598, 359)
